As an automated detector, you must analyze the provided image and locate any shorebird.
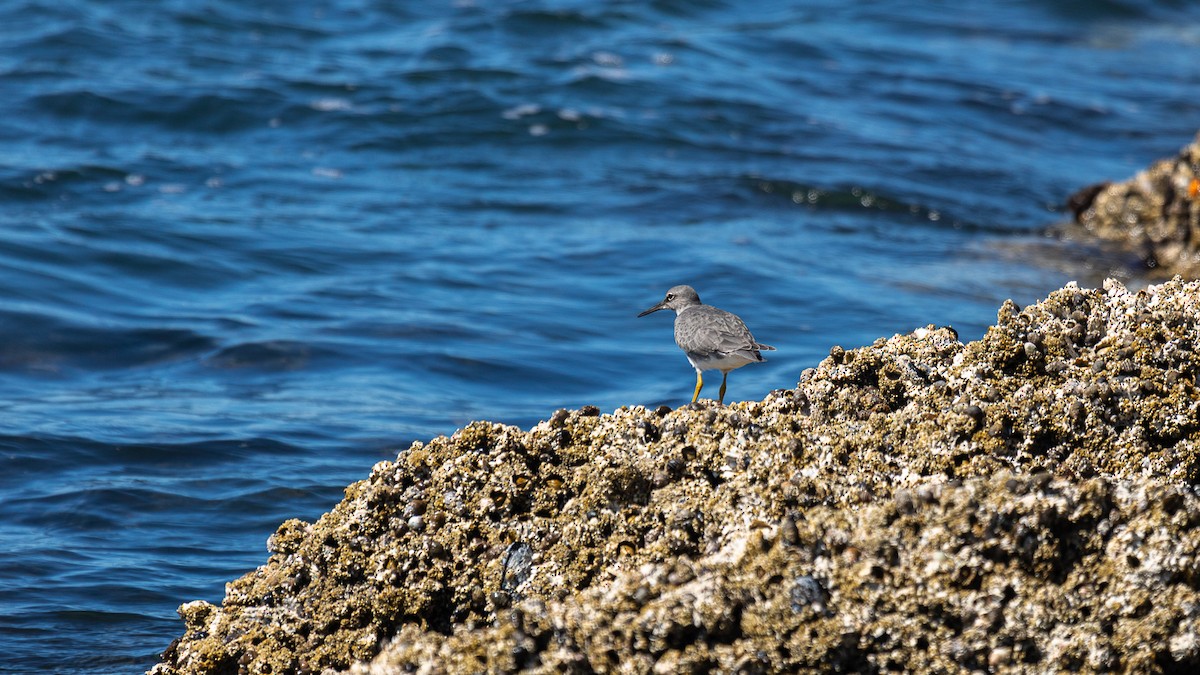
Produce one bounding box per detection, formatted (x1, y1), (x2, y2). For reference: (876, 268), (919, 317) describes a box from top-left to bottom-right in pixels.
(638, 285), (774, 405)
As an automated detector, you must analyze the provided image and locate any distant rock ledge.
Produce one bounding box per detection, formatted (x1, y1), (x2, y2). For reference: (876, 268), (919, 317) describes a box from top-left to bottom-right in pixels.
(151, 278), (1200, 675)
(1069, 132), (1200, 277)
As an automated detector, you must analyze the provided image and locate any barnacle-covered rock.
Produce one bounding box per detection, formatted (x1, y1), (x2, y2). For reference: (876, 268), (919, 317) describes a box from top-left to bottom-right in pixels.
(152, 278), (1200, 675)
(1069, 132), (1200, 277)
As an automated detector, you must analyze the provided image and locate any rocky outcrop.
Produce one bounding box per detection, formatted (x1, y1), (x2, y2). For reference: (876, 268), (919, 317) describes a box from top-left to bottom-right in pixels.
(1069, 133), (1200, 277)
(152, 278), (1200, 675)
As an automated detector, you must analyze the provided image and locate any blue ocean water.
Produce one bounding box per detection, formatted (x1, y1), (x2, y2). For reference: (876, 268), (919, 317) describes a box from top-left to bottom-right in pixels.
(2, 1), (1198, 671)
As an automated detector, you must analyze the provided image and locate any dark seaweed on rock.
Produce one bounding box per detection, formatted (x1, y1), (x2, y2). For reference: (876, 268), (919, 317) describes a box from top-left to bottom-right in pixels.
(151, 279), (1200, 675)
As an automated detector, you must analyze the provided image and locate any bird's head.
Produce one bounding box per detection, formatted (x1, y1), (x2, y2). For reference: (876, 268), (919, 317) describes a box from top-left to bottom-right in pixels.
(638, 285), (701, 317)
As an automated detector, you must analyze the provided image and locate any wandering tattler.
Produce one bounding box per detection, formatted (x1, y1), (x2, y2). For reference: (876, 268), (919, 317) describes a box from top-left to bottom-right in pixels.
(638, 285), (775, 405)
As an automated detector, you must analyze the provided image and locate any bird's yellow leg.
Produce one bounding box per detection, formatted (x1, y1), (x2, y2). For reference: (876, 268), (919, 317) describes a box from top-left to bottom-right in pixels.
(718, 371), (729, 405)
(691, 370), (704, 403)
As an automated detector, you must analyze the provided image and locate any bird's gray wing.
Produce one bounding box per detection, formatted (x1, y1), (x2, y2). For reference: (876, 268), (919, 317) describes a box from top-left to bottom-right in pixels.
(677, 306), (765, 359)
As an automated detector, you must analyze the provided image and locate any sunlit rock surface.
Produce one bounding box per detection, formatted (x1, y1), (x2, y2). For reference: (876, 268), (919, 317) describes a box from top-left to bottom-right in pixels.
(1070, 132), (1200, 278)
(152, 278), (1200, 674)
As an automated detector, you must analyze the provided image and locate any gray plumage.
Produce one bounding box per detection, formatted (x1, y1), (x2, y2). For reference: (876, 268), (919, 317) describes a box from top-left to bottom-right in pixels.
(638, 285), (774, 404)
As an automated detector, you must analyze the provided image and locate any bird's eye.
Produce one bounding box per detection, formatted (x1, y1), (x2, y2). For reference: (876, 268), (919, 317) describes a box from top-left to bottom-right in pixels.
(665, 293), (674, 300)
